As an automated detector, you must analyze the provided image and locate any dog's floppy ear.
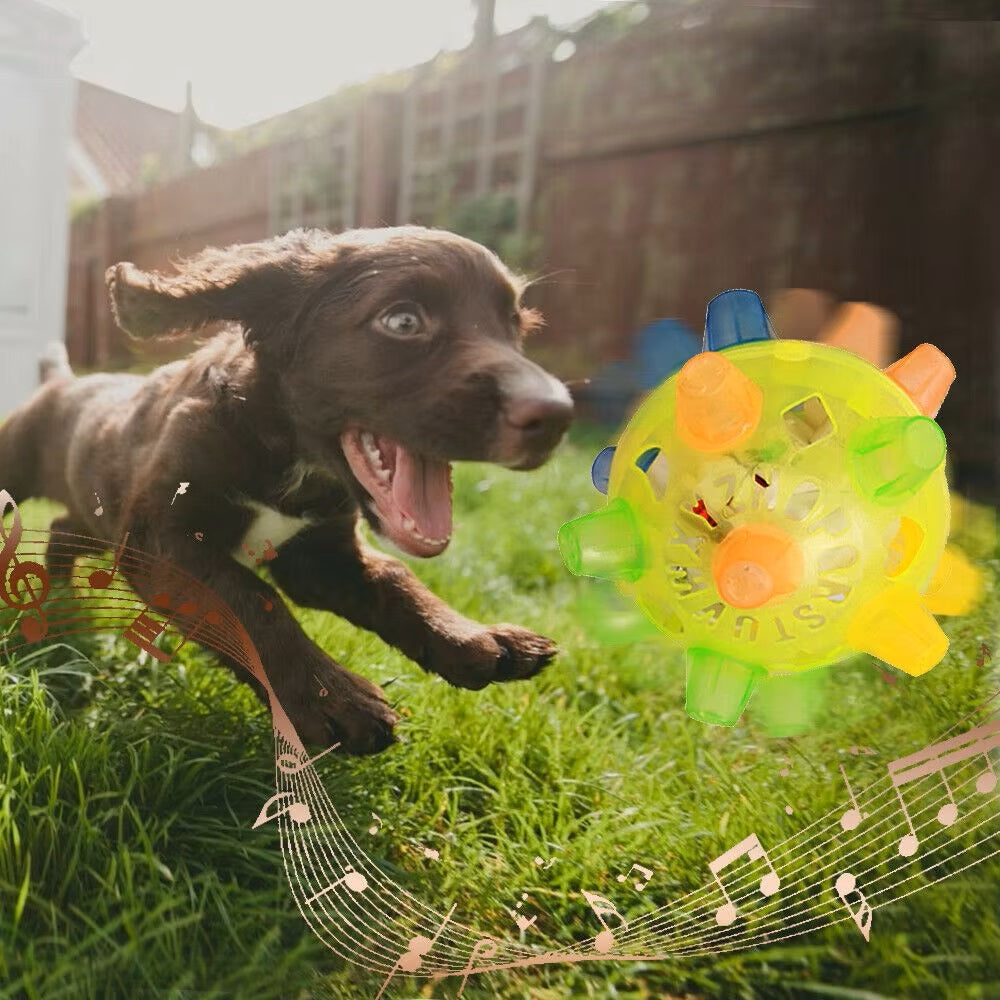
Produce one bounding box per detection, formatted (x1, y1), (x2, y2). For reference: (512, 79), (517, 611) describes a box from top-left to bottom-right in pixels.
(105, 229), (339, 346)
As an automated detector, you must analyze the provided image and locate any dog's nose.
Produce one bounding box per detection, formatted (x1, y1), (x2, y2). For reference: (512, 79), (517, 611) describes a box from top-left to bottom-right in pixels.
(503, 395), (574, 444)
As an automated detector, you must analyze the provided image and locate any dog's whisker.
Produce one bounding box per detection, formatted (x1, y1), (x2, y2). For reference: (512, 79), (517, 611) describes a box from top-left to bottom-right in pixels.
(522, 268), (576, 290)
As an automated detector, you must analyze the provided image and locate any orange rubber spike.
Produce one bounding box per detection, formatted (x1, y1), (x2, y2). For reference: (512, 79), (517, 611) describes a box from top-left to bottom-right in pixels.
(819, 301), (898, 369)
(884, 343), (956, 418)
(711, 523), (804, 609)
(675, 352), (763, 452)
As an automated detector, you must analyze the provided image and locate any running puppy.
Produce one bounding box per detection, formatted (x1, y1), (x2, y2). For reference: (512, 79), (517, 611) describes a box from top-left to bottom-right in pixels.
(0, 227), (573, 753)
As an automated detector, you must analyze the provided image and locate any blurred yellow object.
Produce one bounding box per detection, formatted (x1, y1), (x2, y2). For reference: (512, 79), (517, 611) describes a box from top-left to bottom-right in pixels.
(923, 544), (986, 616)
(949, 492), (998, 558)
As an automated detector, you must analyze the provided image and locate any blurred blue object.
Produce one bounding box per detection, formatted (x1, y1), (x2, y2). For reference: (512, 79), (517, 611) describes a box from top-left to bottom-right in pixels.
(635, 318), (700, 390)
(586, 359), (639, 425)
(703, 288), (777, 352)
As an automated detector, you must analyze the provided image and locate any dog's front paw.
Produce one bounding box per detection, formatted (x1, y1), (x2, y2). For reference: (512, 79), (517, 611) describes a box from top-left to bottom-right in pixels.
(431, 624), (557, 690)
(276, 660), (399, 756)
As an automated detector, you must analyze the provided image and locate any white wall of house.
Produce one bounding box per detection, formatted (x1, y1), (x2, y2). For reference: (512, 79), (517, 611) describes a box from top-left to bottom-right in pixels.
(0, 0), (82, 413)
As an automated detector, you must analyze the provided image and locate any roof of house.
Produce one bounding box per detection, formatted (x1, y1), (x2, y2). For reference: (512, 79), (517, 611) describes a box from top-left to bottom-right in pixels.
(73, 79), (202, 193)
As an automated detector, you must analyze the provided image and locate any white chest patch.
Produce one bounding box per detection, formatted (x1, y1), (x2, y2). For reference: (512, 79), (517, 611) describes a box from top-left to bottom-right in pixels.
(233, 500), (310, 568)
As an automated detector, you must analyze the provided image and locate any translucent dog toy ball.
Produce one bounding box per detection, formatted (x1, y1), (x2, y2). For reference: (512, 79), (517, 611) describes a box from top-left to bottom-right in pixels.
(560, 288), (977, 731)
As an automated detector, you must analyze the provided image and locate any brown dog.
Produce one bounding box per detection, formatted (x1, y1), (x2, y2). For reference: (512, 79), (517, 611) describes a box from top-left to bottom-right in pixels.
(0, 227), (573, 753)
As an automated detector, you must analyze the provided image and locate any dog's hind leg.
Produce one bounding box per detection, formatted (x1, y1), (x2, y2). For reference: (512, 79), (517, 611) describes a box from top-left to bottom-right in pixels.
(45, 514), (109, 586)
(0, 415), (36, 504)
(0, 382), (66, 504)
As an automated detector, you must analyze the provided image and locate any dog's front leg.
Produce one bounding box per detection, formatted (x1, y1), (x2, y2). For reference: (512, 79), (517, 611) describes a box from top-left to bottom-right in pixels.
(121, 527), (398, 754)
(269, 526), (557, 691)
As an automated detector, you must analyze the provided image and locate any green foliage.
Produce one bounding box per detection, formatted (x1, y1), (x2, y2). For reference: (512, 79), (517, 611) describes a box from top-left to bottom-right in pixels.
(441, 192), (541, 273)
(1, 430), (998, 998)
(69, 194), (101, 224)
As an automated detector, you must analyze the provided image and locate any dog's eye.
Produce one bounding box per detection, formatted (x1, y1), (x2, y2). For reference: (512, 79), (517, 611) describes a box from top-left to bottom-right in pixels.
(379, 305), (424, 337)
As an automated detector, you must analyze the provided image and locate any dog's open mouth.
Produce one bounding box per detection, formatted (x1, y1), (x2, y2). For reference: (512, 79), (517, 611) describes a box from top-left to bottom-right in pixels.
(341, 428), (453, 557)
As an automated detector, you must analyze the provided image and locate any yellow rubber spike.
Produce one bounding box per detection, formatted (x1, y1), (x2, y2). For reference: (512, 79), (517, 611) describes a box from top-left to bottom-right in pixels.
(845, 583), (949, 676)
(923, 544), (985, 616)
(675, 352), (763, 452)
(884, 343), (956, 418)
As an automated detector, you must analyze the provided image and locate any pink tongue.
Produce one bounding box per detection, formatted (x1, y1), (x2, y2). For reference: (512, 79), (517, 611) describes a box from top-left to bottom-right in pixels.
(392, 447), (452, 540)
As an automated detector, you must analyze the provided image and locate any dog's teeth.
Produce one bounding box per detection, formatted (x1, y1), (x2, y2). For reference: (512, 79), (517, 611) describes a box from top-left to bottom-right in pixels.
(360, 431), (389, 476)
(401, 516), (449, 546)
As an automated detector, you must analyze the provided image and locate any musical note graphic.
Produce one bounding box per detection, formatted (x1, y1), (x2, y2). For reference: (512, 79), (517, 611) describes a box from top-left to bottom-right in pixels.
(243, 539), (280, 566)
(93, 493), (103, 516)
(257, 593), (273, 611)
(123, 610), (170, 661)
(616, 863), (653, 890)
(0, 489), (50, 642)
(839, 764), (866, 831)
(889, 719), (1000, 856)
(368, 813), (383, 835)
(88, 532), (130, 589)
(834, 872), (873, 941)
(581, 889), (627, 953)
(708, 833), (780, 926)
(194, 531), (204, 542)
(171, 482), (190, 505)
(121, 596), (222, 664)
(251, 791), (311, 829)
(456, 938), (499, 997)
(508, 892), (536, 932)
(314, 673), (328, 697)
(275, 743), (340, 775)
(302, 865), (368, 905)
(374, 904), (457, 999)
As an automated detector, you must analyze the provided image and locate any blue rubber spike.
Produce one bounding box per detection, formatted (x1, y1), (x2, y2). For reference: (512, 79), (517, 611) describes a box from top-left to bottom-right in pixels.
(591, 446), (616, 494)
(703, 289), (777, 352)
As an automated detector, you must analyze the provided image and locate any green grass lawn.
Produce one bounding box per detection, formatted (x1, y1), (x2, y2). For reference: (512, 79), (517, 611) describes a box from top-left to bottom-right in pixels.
(1, 425), (998, 1000)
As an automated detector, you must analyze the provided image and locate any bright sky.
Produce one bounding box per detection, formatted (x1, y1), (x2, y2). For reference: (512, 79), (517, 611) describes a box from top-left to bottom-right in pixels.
(44, 0), (617, 128)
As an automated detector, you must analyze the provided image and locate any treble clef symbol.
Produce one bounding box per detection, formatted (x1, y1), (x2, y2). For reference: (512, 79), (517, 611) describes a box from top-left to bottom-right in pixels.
(0, 489), (50, 642)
